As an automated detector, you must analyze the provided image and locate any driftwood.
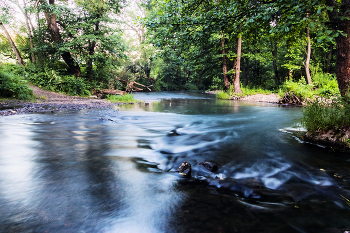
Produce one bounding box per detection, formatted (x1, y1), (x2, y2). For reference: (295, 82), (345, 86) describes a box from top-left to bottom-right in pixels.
(116, 77), (153, 92)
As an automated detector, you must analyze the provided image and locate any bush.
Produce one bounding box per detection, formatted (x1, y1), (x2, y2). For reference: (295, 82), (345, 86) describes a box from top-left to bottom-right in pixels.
(280, 78), (314, 101)
(29, 69), (90, 96)
(0, 69), (34, 100)
(301, 98), (350, 133)
(280, 71), (339, 101)
(312, 72), (339, 97)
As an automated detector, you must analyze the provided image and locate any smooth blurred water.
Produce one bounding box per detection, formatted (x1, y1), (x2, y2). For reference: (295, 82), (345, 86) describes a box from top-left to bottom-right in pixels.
(0, 91), (349, 233)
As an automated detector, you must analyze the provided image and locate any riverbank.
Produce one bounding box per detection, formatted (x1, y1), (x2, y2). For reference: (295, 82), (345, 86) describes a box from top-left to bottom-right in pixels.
(1, 87), (283, 117)
(300, 128), (350, 153)
(206, 91), (281, 103)
(0, 85), (117, 116)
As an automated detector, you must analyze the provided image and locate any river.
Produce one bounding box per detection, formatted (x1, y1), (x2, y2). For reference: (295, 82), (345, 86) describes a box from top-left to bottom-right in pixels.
(0, 91), (349, 233)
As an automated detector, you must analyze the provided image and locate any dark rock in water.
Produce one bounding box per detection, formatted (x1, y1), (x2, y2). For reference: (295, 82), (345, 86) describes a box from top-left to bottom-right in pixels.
(168, 129), (181, 136)
(198, 161), (218, 172)
(176, 161), (192, 177)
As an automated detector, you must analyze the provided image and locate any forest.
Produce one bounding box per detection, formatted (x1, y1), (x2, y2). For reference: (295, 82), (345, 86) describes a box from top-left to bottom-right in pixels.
(1, 0), (350, 134)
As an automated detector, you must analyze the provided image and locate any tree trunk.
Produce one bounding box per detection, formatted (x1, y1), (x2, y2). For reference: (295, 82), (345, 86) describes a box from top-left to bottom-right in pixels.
(17, 0), (35, 63)
(233, 35), (242, 93)
(24, 0), (35, 63)
(1, 23), (24, 66)
(326, 0), (350, 97)
(242, 58), (247, 86)
(86, 40), (96, 80)
(43, 0), (80, 76)
(272, 43), (279, 86)
(86, 20), (99, 80)
(326, 44), (333, 73)
(304, 26), (312, 84)
(245, 57), (250, 86)
(221, 37), (230, 90)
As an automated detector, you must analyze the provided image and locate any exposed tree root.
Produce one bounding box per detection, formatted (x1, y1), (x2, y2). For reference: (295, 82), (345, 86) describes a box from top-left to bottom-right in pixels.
(279, 91), (303, 105)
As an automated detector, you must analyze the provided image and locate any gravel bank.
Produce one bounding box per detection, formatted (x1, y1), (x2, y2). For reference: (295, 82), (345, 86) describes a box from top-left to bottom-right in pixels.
(0, 86), (117, 116)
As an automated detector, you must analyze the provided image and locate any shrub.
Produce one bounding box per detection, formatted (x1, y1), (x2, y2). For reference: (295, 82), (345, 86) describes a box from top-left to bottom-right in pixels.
(0, 69), (34, 100)
(301, 98), (350, 133)
(280, 78), (314, 101)
(183, 83), (198, 90)
(29, 69), (90, 96)
(216, 91), (230, 99)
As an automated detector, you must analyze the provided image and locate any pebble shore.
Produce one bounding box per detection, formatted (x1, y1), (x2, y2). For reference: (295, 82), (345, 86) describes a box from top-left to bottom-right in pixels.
(0, 86), (117, 117)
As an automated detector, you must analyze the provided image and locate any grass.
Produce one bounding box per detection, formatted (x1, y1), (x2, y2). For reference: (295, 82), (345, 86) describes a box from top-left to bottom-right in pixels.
(106, 94), (142, 103)
(301, 98), (350, 133)
(216, 86), (275, 99)
(216, 91), (231, 99)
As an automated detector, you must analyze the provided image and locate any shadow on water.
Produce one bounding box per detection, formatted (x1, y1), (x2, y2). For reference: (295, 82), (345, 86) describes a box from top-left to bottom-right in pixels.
(0, 92), (349, 232)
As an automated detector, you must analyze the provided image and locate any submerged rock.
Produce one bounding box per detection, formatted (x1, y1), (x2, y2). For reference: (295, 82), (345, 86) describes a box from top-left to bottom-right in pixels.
(168, 129), (181, 136)
(198, 161), (218, 172)
(176, 161), (192, 177)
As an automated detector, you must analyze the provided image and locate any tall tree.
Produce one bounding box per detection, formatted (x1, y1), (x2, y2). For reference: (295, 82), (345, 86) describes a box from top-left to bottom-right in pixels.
(304, 26), (312, 84)
(326, 0), (350, 97)
(13, 0), (35, 63)
(38, 0), (81, 76)
(233, 35), (242, 93)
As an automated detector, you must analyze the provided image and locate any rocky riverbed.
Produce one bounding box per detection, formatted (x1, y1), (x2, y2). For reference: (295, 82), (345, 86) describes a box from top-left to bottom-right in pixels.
(0, 86), (117, 116)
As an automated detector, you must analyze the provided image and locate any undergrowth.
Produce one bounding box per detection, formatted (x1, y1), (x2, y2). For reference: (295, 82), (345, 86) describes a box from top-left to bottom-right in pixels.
(0, 67), (35, 100)
(301, 98), (350, 133)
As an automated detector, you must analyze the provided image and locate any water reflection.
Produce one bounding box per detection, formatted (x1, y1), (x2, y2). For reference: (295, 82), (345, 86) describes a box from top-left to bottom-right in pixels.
(0, 93), (349, 232)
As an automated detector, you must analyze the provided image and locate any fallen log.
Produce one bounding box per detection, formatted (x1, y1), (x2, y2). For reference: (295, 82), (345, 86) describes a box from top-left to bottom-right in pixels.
(115, 77), (153, 92)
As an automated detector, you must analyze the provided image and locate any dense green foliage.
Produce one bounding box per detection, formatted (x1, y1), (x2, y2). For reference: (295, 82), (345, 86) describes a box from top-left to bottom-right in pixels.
(0, 65), (34, 100)
(144, 0), (345, 92)
(280, 71), (339, 101)
(302, 98), (350, 133)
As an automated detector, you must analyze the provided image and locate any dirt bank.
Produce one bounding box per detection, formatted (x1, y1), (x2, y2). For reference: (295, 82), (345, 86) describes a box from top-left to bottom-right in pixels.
(301, 129), (350, 153)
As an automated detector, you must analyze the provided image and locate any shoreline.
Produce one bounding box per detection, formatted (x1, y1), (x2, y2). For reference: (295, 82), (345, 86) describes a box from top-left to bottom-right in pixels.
(301, 130), (350, 153)
(1, 87), (283, 117)
(0, 85), (118, 117)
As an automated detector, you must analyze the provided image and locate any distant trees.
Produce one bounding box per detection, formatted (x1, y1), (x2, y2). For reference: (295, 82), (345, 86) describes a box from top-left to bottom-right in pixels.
(145, 0), (350, 95)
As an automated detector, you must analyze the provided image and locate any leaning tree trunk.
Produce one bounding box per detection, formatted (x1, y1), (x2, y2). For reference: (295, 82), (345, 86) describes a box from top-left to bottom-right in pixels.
(304, 26), (312, 84)
(1, 23), (24, 66)
(43, 0), (81, 76)
(233, 35), (242, 93)
(327, 0), (350, 97)
(221, 37), (230, 90)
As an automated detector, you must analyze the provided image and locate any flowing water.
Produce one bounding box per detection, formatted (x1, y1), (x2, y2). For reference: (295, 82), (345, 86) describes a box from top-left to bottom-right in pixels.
(0, 91), (349, 233)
